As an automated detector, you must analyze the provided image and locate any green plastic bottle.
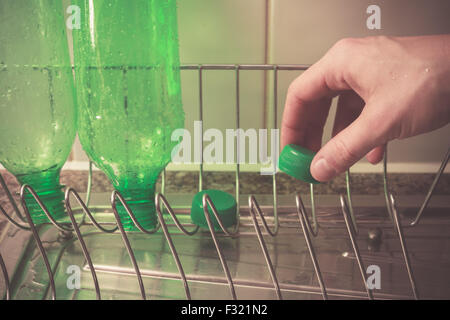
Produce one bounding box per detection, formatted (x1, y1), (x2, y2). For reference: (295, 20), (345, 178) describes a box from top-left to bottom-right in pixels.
(72, 0), (184, 230)
(0, 1), (77, 224)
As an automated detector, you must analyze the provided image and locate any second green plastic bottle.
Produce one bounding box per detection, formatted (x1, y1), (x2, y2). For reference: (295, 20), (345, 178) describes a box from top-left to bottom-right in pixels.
(72, 0), (184, 230)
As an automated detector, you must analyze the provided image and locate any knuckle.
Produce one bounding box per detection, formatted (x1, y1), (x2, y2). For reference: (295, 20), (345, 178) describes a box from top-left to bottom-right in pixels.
(327, 38), (360, 85)
(287, 81), (297, 96)
(286, 81), (303, 104)
(331, 37), (357, 54)
(372, 35), (395, 45)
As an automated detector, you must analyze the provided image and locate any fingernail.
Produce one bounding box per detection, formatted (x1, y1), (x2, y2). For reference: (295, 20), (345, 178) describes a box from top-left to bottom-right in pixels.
(312, 158), (336, 181)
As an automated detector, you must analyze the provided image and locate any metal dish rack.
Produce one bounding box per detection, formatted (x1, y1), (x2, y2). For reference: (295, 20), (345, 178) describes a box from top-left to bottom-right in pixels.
(0, 64), (449, 300)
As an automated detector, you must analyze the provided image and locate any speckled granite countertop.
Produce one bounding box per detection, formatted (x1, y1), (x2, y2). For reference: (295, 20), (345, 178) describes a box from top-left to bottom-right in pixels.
(1, 170), (449, 226)
(2, 170), (450, 196)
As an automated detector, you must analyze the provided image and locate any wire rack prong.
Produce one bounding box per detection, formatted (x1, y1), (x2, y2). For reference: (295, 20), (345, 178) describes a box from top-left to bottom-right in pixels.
(0, 172), (26, 222)
(155, 193), (198, 236)
(345, 170), (359, 235)
(383, 147), (395, 222)
(202, 194), (237, 299)
(307, 184), (319, 236)
(18, 184), (57, 300)
(110, 190), (146, 300)
(154, 193), (191, 300)
(248, 195), (282, 300)
(409, 147), (449, 227)
(388, 194), (419, 300)
(271, 65), (279, 236)
(202, 194), (239, 237)
(295, 194), (327, 300)
(197, 65), (204, 193)
(340, 194), (374, 300)
(0, 172), (30, 230)
(64, 188), (102, 300)
(0, 200), (30, 230)
(384, 146), (449, 228)
(297, 188), (318, 237)
(20, 184), (72, 233)
(111, 190), (159, 234)
(65, 187), (117, 233)
(248, 195), (278, 237)
(0, 252), (10, 300)
(84, 161), (93, 207)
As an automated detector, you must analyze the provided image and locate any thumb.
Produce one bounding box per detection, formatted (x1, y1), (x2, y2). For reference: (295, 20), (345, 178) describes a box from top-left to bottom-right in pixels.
(310, 113), (385, 182)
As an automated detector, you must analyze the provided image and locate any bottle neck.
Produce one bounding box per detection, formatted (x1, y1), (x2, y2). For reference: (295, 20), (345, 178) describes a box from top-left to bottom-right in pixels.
(114, 186), (157, 231)
(16, 169), (65, 224)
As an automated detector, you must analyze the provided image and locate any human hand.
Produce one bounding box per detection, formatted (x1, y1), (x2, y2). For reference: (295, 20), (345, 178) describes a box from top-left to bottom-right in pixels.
(281, 35), (450, 182)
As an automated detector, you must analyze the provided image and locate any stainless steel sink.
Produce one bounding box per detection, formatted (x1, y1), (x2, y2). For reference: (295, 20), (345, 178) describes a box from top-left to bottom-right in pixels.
(1, 192), (449, 300)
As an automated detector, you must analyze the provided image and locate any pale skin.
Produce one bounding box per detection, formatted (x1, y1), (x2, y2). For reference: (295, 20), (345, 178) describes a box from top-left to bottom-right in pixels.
(281, 35), (450, 182)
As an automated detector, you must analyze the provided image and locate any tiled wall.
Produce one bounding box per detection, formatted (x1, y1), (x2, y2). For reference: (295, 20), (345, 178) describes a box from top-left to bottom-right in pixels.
(70, 0), (450, 171)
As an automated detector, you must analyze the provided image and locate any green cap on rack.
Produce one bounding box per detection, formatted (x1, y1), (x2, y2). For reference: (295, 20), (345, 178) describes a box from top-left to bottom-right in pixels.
(190, 189), (237, 231)
(278, 144), (320, 184)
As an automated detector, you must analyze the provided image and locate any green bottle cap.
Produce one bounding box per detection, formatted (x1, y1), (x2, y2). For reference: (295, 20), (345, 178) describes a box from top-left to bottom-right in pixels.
(191, 189), (237, 231)
(278, 144), (320, 184)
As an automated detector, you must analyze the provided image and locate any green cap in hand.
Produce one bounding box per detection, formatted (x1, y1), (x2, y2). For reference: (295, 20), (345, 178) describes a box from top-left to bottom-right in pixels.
(278, 144), (320, 184)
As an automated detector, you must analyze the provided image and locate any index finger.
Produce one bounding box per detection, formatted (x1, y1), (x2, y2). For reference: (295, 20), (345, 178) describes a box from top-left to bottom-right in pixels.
(280, 44), (353, 152)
